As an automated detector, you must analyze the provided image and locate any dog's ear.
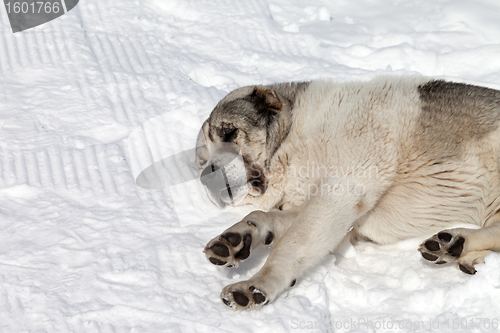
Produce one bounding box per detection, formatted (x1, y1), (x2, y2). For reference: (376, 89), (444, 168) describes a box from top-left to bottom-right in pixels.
(252, 87), (283, 111)
(195, 121), (209, 168)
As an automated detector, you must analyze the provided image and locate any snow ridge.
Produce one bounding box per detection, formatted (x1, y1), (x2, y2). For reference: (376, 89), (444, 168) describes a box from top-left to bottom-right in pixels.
(1, 0), (500, 332)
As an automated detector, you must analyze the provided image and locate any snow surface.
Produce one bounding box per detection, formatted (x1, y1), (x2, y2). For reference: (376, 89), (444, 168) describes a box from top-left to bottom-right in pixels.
(1, 0), (500, 332)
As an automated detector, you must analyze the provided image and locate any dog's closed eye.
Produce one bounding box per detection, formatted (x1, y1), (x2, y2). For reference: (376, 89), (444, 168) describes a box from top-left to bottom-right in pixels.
(220, 127), (238, 142)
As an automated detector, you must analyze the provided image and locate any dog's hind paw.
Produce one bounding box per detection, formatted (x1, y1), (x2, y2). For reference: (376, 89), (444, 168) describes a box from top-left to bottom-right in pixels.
(418, 230), (465, 266)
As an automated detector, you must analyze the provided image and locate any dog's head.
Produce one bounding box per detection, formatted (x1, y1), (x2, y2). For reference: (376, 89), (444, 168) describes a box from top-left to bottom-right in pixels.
(196, 83), (308, 207)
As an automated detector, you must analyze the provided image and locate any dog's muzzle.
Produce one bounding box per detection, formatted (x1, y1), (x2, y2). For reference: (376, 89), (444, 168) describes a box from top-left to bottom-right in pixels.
(199, 143), (248, 207)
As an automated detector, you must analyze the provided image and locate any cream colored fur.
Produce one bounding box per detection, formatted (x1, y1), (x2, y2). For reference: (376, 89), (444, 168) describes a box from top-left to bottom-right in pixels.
(201, 76), (500, 309)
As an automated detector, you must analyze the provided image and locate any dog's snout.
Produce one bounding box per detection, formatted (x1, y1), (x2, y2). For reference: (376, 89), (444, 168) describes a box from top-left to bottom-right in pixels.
(200, 164), (220, 186)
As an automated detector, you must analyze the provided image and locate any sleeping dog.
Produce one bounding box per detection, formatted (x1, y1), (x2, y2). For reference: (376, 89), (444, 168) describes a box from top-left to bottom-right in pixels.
(196, 76), (500, 310)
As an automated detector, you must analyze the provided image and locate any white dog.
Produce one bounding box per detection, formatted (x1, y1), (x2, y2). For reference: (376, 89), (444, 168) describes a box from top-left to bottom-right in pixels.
(196, 76), (500, 309)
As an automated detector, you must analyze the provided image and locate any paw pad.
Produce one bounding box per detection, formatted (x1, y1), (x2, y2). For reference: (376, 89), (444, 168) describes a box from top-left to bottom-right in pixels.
(459, 263), (476, 275)
(264, 231), (274, 245)
(447, 237), (465, 258)
(209, 257), (227, 266)
(205, 231), (253, 268)
(424, 240), (440, 251)
(421, 252), (438, 262)
(418, 231), (466, 266)
(220, 232), (242, 247)
(249, 286), (267, 304)
(234, 234), (252, 260)
(232, 291), (249, 307)
(437, 232), (452, 242)
(211, 243), (229, 257)
(221, 284), (268, 309)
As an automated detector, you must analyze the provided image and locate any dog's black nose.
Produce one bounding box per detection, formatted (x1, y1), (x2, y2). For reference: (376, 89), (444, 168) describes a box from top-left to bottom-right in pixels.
(200, 164), (220, 186)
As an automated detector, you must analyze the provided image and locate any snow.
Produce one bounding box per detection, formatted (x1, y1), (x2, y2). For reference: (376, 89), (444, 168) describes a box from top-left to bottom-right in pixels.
(1, 0), (500, 332)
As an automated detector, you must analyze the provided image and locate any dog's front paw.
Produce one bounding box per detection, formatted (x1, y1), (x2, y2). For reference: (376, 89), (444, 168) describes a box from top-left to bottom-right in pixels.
(220, 281), (269, 310)
(418, 230), (465, 265)
(204, 231), (253, 268)
(204, 212), (275, 268)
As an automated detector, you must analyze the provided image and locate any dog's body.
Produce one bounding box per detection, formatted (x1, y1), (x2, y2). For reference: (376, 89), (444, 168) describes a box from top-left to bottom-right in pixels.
(197, 76), (500, 309)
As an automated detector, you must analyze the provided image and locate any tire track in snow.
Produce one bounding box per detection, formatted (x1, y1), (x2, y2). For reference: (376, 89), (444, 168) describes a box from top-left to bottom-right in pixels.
(0, 5), (133, 196)
(83, 146), (105, 195)
(25, 151), (41, 187)
(0, 32), (10, 72)
(47, 147), (68, 189)
(36, 150), (54, 188)
(0, 0), (208, 213)
(13, 151), (28, 185)
(94, 145), (118, 195)
(0, 145), (137, 203)
(84, 33), (130, 124)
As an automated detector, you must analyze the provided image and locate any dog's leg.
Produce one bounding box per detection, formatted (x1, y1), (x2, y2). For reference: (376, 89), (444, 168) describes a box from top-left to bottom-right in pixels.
(204, 208), (300, 268)
(218, 177), (368, 309)
(419, 214), (500, 273)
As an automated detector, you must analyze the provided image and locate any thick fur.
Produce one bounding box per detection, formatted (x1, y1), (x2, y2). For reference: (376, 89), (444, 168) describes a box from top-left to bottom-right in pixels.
(197, 76), (500, 309)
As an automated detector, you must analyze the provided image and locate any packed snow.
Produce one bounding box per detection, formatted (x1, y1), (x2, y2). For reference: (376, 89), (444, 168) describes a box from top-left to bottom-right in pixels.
(1, 0), (500, 332)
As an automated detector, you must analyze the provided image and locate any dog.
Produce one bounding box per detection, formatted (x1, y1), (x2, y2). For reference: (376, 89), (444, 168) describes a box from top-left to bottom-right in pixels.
(196, 76), (500, 310)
